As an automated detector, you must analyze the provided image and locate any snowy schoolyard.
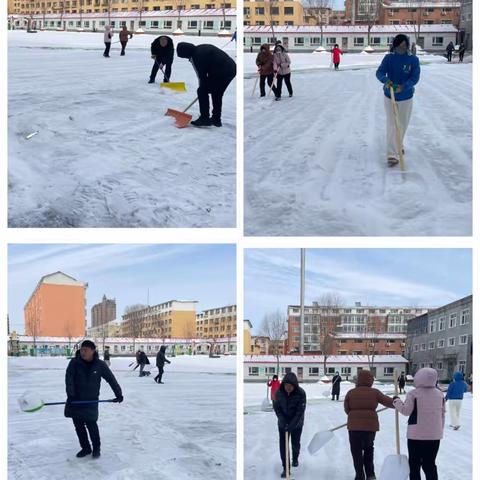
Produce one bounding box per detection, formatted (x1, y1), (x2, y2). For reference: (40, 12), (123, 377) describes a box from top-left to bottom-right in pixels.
(244, 52), (472, 236)
(8, 355), (236, 480)
(8, 31), (236, 227)
(244, 380), (472, 479)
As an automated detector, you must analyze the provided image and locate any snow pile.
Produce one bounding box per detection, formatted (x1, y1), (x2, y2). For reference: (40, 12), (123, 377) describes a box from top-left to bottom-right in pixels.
(244, 382), (472, 479)
(8, 31), (236, 228)
(244, 55), (471, 236)
(9, 356), (236, 479)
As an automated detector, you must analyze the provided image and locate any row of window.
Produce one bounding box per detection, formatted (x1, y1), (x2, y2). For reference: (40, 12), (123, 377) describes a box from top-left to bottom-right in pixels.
(19, 1), (230, 7)
(428, 310), (470, 332)
(248, 366), (396, 377)
(389, 20), (453, 25)
(414, 335), (470, 351)
(413, 360), (467, 373)
(292, 308), (424, 314)
(244, 7), (294, 16)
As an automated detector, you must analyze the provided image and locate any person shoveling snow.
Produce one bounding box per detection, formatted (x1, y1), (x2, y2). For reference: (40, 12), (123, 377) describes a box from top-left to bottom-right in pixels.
(393, 367), (445, 480)
(376, 34), (420, 168)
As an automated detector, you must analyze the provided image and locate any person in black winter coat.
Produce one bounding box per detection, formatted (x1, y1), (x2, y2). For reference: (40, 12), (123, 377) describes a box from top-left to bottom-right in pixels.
(149, 35), (174, 84)
(138, 350), (150, 377)
(458, 43), (466, 62)
(64, 340), (123, 459)
(154, 345), (171, 384)
(273, 372), (307, 478)
(446, 41), (455, 62)
(176, 42), (236, 128)
(103, 347), (111, 367)
(398, 372), (406, 394)
(332, 372), (342, 401)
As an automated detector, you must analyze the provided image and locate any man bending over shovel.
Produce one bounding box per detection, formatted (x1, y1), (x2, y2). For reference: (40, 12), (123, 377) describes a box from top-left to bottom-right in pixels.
(65, 340), (123, 459)
(177, 42), (236, 127)
(149, 35), (174, 84)
(344, 370), (396, 480)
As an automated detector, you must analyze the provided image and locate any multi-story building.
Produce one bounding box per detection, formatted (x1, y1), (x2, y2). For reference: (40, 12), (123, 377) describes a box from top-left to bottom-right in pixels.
(381, 1), (460, 27)
(87, 319), (122, 337)
(406, 295), (472, 381)
(91, 294), (116, 328)
(329, 9), (347, 25)
(196, 304), (236, 339)
(121, 300), (197, 338)
(243, 0), (304, 27)
(24, 271), (87, 338)
(331, 332), (406, 356)
(345, 0), (383, 25)
(244, 319), (253, 354)
(459, 0), (472, 48)
(287, 302), (428, 354)
(8, 0), (236, 16)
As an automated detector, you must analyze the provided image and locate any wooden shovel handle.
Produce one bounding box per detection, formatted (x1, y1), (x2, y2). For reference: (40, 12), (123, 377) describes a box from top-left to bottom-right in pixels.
(285, 431), (290, 479)
(330, 407), (390, 432)
(394, 369), (401, 455)
(389, 85), (406, 172)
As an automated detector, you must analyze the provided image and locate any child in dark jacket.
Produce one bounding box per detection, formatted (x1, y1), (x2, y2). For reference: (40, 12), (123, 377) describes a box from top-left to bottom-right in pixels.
(445, 371), (469, 430)
(344, 370), (395, 480)
(393, 368), (445, 480)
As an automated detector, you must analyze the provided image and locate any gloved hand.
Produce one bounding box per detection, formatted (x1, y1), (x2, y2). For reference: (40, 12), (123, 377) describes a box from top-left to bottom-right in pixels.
(385, 79), (393, 89)
(283, 424), (290, 433)
(113, 395), (124, 403)
(151, 55), (156, 59)
(66, 397), (75, 405)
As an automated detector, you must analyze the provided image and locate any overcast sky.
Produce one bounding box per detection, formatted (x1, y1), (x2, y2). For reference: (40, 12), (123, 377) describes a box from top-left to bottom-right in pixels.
(245, 249), (472, 334)
(8, 244), (236, 333)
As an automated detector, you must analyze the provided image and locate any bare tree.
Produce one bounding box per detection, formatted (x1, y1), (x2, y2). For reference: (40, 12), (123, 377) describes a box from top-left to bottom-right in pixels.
(259, 310), (287, 375)
(363, 0), (383, 46)
(124, 304), (147, 351)
(304, 0), (333, 47)
(264, 0), (280, 43)
(362, 315), (383, 371)
(174, 0), (186, 32)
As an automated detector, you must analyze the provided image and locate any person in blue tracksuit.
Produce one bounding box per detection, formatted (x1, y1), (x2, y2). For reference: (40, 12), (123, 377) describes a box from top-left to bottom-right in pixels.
(445, 371), (469, 430)
(376, 34), (421, 167)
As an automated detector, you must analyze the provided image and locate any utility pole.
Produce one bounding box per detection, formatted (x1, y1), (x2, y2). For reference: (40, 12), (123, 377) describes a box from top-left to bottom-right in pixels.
(300, 249), (305, 355)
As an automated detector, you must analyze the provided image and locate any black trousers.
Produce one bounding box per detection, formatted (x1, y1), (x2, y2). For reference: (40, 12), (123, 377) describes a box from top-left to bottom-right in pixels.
(154, 366), (164, 383)
(278, 426), (302, 469)
(332, 393), (339, 400)
(447, 51), (453, 61)
(150, 61), (172, 82)
(73, 418), (100, 450)
(197, 74), (235, 121)
(407, 439), (440, 480)
(334, 62), (340, 70)
(120, 41), (127, 55)
(459, 51), (465, 62)
(275, 73), (293, 98)
(349, 431), (376, 480)
(259, 73), (275, 96)
(103, 42), (111, 57)
(139, 363), (146, 376)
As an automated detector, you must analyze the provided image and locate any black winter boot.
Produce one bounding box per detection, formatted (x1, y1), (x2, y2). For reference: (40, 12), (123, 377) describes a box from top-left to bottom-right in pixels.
(191, 116), (212, 127)
(92, 448), (101, 458)
(76, 447), (92, 458)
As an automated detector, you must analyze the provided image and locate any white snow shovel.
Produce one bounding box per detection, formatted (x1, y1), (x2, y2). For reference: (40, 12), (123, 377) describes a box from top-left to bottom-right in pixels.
(308, 407), (389, 455)
(285, 431), (295, 480)
(251, 73), (259, 97)
(378, 370), (409, 480)
(389, 85), (406, 172)
(261, 378), (273, 412)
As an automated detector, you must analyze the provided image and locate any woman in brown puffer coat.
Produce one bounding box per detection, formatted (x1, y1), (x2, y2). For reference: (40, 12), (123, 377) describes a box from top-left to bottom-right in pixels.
(119, 25), (133, 56)
(255, 44), (276, 97)
(344, 370), (396, 480)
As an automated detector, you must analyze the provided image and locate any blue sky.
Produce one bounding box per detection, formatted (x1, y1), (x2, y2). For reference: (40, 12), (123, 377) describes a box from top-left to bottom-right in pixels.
(332, 0), (345, 9)
(245, 249), (472, 334)
(8, 244), (236, 333)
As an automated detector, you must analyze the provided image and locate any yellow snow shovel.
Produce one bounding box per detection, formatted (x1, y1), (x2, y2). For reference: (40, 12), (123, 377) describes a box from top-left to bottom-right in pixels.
(165, 97), (199, 128)
(378, 370), (410, 480)
(389, 85), (405, 172)
(156, 60), (186, 92)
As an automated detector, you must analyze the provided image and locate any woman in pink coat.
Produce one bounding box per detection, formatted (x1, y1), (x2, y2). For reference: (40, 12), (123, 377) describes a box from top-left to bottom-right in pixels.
(273, 44), (293, 101)
(393, 368), (445, 480)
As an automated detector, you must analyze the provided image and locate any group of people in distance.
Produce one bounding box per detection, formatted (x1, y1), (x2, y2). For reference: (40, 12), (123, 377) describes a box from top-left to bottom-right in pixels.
(267, 367), (470, 480)
(101, 26), (236, 127)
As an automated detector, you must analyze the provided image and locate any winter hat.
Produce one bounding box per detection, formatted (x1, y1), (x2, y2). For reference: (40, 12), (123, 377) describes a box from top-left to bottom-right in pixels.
(81, 340), (96, 350)
(391, 34), (410, 51)
(177, 42), (196, 59)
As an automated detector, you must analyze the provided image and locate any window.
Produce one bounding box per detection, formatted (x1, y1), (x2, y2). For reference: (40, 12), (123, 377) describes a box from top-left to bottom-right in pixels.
(164, 21), (172, 29)
(459, 335), (468, 345)
(341, 367), (351, 375)
(448, 337), (455, 347)
(327, 367), (336, 374)
(294, 37), (304, 47)
(414, 344), (419, 352)
(429, 341), (435, 350)
(284, 7), (294, 15)
(437, 339), (445, 348)
(433, 37), (444, 46)
(429, 319), (436, 333)
(252, 37), (262, 45)
(249, 367), (259, 376)
(384, 367), (394, 376)
(281, 367), (292, 374)
(354, 37), (364, 46)
(255, 7), (264, 15)
(221, 21), (232, 29)
(461, 309), (469, 325)
(255, 21), (265, 26)
(449, 314), (457, 328)
(271, 7), (279, 15)
(437, 362), (443, 370)
(308, 367), (319, 376)
(187, 21), (197, 29)
(389, 20), (400, 25)
(458, 361), (466, 373)
(372, 37), (381, 45)
(438, 317), (445, 331)
(326, 37), (336, 45)
(441, 20), (452, 25)
(421, 343), (426, 351)
(151, 21), (159, 28)
(267, 367), (276, 375)
(285, 21), (294, 26)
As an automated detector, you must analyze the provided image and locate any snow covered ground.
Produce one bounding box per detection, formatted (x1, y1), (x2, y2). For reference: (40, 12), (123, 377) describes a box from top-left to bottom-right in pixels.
(8, 31), (236, 227)
(244, 380), (472, 479)
(244, 52), (472, 236)
(8, 356), (236, 479)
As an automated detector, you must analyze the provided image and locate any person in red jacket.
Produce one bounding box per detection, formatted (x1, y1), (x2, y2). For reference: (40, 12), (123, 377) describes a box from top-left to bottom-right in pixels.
(332, 44), (343, 70)
(268, 374), (281, 401)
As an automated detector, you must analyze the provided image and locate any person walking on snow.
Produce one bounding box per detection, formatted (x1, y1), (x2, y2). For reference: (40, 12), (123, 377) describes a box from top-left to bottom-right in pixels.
(446, 41), (455, 62)
(176, 42), (236, 127)
(154, 345), (171, 384)
(273, 372), (306, 478)
(273, 44), (293, 101)
(149, 35), (174, 84)
(103, 25), (113, 58)
(411, 42), (417, 56)
(256, 44), (276, 97)
(133, 350), (141, 370)
(445, 371), (469, 430)
(138, 350), (150, 377)
(268, 374), (281, 401)
(103, 346), (111, 367)
(331, 371), (342, 400)
(376, 34), (420, 167)
(332, 43), (343, 70)
(64, 340), (123, 459)
(393, 368), (445, 480)
(344, 370), (396, 480)
(458, 43), (466, 62)
(119, 25), (133, 56)
(398, 372), (406, 394)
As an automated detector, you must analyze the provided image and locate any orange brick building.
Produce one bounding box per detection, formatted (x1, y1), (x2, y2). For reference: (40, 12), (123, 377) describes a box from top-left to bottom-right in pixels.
(24, 271), (88, 337)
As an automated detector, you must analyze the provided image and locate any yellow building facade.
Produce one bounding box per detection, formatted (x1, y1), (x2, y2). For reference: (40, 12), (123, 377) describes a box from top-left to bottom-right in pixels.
(197, 305), (236, 339)
(243, 0), (304, 27)
(8, 0), (235, 15)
